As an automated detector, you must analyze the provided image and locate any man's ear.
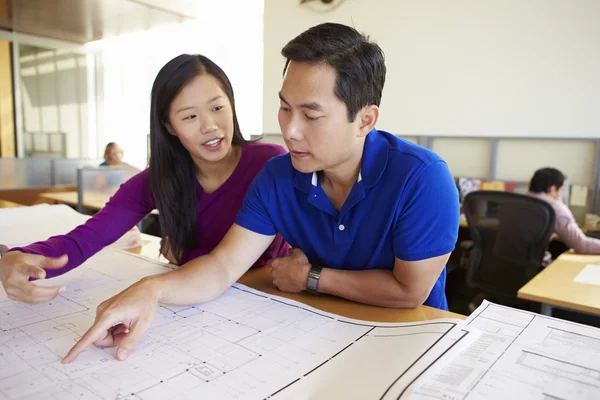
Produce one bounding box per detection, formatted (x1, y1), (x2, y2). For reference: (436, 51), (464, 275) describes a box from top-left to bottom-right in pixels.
(357, 105), (379, 137)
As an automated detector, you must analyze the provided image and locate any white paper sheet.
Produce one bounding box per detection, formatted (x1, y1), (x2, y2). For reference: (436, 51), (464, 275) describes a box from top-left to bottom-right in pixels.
(0, 204), (90, 248)
(411, 300), (600, 400)
(573, 264), (600, 286)
(570, 185), (589, 207)
(0, 250), (475, 399)
(0, 204), (140, 252)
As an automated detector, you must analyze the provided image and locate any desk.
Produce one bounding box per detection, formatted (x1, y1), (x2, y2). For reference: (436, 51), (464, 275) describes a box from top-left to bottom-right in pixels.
(0, 186), (77, 206)
(518, 253), (600, 316)
(39, 191), (112, 211)
(0, 200), (24, 208)
(39, 192), (159, 216)
(128, 236), (465, 323)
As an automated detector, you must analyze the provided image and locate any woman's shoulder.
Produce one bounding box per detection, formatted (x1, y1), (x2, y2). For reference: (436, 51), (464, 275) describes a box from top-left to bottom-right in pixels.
(244, 141), (288, 160)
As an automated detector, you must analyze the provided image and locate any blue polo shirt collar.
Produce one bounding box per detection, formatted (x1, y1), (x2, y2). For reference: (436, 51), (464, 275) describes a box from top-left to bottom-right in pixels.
(292, 128), (388, 193)
(292, 129), (388, 218)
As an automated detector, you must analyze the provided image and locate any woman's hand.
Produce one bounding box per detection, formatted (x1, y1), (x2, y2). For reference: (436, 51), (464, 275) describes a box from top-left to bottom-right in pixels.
(0, 251), (67, 303)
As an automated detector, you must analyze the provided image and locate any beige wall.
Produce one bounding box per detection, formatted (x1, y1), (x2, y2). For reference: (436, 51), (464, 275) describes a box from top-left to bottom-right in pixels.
(263, 0), (600, 139)
(19, 47), (90, 158)
(262, 0), (599, 203)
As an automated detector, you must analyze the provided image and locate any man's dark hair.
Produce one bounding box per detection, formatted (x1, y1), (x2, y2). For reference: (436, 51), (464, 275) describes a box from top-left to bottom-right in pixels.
(281, 23), (386, 122)
(529, 168), (566, 193)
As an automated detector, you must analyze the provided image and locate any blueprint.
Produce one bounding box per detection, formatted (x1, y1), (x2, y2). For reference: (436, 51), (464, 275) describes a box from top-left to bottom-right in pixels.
(411, 300), (600, 400)
(0, 250), (474, 400)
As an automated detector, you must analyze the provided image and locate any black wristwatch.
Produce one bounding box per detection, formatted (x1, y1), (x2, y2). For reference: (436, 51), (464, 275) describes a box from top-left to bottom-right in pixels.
(306, 265), (322, 295)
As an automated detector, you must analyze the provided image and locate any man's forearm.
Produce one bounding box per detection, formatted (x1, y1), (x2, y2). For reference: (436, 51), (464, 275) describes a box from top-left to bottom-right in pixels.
(143, 253), (233, 306)
(317, 268), (424, 308)
(559, 219), (600, 254)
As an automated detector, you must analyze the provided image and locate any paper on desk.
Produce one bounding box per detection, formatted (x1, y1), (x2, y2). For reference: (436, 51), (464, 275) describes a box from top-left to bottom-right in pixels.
(0, 204), (88, 246)
(0, 250), (477, 400)
(411, 300), (600, 400)
(570, 185), (588, 207)
(573, 264), (600, 285)
(0, 203), (140, 251)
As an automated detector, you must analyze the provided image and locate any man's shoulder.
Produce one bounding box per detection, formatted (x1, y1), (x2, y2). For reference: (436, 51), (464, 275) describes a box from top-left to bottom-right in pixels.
(379, 130), (444, 171)
(534, 192), (574, 218)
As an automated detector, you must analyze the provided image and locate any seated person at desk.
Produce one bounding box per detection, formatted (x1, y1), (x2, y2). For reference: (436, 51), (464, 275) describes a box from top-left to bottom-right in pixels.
(100, 142), (124, 167)
(96, 143), (141, 190)
(63, 23), (460, 363)
(0, 54), (288, 304)
(528, 167), (600, 255)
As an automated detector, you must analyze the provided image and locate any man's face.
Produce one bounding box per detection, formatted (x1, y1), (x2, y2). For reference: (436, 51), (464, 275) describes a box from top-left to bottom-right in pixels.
(278, 61), (364, 173)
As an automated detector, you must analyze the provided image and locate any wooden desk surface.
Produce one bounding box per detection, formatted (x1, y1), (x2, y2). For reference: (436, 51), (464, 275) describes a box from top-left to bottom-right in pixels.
(39, 191), (113, 211)
(0, 200), (24, 208)
(518, 253), (600, 315)
(129, 235), (465, 323)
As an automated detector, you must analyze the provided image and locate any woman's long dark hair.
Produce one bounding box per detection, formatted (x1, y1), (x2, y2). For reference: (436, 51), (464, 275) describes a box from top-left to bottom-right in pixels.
(149, 54), (249, 263)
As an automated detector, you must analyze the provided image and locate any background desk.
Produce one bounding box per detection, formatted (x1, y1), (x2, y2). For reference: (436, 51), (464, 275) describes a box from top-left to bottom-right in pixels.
(39, 192), (159, 218)
(0, 200), (24, 208)
(39, 191), (112, 211)
(129, 235), (465, 323)
(518, 252), (600, 316)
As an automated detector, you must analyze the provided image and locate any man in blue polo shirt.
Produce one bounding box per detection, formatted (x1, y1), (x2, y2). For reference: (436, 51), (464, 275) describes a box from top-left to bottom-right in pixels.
(235, 23), (459, 310)
(64, 22), (460, 363)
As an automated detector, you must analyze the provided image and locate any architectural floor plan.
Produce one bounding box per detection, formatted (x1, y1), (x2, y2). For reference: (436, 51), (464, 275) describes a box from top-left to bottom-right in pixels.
(0, 250), (471, 400)
(412, 300), (600, 400)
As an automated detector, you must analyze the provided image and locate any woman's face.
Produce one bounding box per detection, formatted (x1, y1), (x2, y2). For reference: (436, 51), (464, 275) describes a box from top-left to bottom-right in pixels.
(167, 74), (235, 165)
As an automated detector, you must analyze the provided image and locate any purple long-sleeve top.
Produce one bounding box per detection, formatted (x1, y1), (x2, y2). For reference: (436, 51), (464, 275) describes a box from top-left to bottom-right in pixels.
(11, 142), (290, 278)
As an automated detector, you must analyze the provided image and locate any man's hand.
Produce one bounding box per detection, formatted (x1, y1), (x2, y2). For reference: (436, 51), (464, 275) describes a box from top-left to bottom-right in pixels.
(62, 276), (161, 364)
(0, 251), (68, 304)
(267, 248), (311, 293)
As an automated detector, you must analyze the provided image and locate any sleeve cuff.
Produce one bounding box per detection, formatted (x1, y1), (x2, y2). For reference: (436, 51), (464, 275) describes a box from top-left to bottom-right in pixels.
(235, 216), (277, 236)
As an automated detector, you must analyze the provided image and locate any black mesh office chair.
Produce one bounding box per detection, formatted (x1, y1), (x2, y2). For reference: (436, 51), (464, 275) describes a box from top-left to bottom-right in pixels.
(463, 191), (556, 304)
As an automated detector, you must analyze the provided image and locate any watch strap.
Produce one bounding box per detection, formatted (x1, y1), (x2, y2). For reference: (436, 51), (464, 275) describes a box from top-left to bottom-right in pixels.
(306, 264), (322, 295)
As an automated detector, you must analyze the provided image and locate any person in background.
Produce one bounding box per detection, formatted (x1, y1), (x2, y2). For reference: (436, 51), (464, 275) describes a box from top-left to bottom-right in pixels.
(96, 142), (140, 189)
(0, 54), (288, 304)
(100, 142), (124, 166)
(528, 167), (600, 256)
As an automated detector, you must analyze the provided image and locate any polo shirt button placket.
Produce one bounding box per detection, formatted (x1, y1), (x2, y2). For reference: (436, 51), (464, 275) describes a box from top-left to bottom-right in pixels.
(334, 219), (351, 243)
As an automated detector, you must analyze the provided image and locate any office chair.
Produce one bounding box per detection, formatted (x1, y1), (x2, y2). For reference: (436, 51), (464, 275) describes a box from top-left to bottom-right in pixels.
(463, 191), (556, 306)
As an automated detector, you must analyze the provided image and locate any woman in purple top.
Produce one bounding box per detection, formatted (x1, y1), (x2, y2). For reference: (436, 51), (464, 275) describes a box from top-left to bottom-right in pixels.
(0, 54), (289, 304)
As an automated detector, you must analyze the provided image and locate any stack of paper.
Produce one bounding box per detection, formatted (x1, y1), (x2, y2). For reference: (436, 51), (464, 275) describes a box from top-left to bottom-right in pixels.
(411, 301), (600, 399)
(0, 203), (141, 251)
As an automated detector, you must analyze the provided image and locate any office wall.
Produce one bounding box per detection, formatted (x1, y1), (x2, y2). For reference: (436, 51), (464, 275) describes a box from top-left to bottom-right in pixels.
(18, 46), (90, 158)
(263, 0), (600, 139)
(93, 0), (264, 168)
(0, 40), (15, 157)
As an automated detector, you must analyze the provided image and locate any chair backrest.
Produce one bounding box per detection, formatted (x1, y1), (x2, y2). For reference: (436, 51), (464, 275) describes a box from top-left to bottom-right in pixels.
(463, 191), (556, 298)
(76, 166), (125, 211)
